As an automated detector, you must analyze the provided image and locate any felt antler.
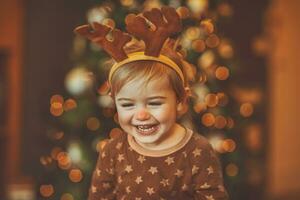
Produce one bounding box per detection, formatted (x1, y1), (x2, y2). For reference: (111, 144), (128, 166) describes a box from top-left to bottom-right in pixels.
(74, 22), (132, 62)
(126, 6), (182, 56)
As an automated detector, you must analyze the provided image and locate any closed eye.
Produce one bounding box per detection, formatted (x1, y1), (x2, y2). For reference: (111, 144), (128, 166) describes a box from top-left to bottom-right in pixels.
(148, 102), (163, 106)
(120, 103), (134, 107)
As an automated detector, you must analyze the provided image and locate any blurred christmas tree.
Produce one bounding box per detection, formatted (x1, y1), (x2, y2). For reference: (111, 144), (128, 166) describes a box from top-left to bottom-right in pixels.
(38, 0), (267, 200)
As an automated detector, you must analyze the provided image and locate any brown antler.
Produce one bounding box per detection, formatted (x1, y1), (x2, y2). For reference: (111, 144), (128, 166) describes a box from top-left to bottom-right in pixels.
(126, 6), (182, 56)
(74, 22), (132, 62)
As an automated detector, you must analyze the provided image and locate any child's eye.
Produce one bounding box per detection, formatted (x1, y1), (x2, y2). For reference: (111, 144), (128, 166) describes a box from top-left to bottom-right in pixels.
(121, 103), (134, 107)
(148, 102), (163, 106)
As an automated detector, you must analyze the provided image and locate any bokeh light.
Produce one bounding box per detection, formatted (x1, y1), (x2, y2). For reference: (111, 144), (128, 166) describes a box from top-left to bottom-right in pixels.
(240, 103), (254, 117)
(214, 115), (227, 129)
(215, 66), (230, 80)
(64, 99), (77, 111)
(187, 0), (208, 14)
(205, 93), (218, 107)
(193, 102), (207, 113)
(61, 193), (74, 200)
(87, 117), (101, 131)
(192, 39), (206, 52)
(200, 19), (214, 34)
(40, 184), (54, 197)
(176, 6), (190, 19)
(226, 163), (239, 177)
(57, 152), (72, 170)
(201, 113), (215, 127)
(205, 34), (220, 48)
(222, 139), (236, 152)
(69, 169), (83, 183)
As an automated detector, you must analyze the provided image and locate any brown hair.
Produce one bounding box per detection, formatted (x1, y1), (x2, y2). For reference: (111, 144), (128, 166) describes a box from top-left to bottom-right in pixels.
(110, 39), (189, 103)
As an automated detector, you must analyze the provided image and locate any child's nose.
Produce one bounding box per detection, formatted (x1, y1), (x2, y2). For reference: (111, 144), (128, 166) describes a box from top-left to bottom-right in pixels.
(135, 108), (150, 120)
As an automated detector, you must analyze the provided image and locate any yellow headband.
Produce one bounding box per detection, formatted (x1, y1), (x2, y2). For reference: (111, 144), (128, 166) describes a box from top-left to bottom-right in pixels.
(108, 52), (185, 84)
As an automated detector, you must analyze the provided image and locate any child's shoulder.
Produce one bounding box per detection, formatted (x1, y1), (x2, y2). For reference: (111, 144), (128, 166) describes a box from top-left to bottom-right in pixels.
(186, 130), (215, 154)
(99, 128), (127, 154)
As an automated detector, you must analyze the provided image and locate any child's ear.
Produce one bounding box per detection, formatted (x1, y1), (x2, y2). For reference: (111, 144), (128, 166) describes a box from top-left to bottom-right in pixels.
(176, 87), (190, 115)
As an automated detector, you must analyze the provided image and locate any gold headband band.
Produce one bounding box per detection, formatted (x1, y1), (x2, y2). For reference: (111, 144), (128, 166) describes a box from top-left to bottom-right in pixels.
(108, 52), (185, 84)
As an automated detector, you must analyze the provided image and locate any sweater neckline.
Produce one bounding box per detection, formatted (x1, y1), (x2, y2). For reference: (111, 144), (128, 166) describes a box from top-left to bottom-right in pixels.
(127, 128), (193, 157)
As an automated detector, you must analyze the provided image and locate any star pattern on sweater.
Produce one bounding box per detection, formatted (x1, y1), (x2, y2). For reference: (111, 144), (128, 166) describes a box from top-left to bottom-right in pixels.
(182, 151), (187, 158)
(148, 166), (158, 174)
(181, 184), (188, 191)
(160, 179), (170, 187)
(165, 156), (175, 165)
(101, 151), (106, 158)
(192, 148), (202, 157)
(138, 155), (146, 164)
(118, 176), (123, 183)
(174, 169), (184, 177)
(117, 154), (125, 162)
(96, 168), (101, 176)
(200, 182), (211, 189)
(125, 165), (133, 173)
(135, 176), (143, 184)
(103, 183), (111, 189)
(192, 165), (199, 175)
(91, 185), (97, 193)
(207, 166), (214, 175)
(205, 195), (215, 200)
(146, 187), (155, 195)
(116, 142), (123, 150)
(126, 186), (131, 194)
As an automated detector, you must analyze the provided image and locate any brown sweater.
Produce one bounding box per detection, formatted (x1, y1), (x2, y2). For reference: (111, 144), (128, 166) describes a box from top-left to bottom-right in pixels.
(88, 128), (229, 200)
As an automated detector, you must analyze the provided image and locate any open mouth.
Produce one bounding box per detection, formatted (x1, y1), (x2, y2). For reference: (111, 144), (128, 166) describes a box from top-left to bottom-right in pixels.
(135, 124), (159, 136)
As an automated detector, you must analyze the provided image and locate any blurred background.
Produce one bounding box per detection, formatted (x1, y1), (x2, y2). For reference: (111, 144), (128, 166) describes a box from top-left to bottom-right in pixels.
(1, 0), (300, 200)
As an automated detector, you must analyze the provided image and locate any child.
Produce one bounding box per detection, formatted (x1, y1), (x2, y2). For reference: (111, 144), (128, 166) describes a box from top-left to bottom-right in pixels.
(75, 6), (228, 200)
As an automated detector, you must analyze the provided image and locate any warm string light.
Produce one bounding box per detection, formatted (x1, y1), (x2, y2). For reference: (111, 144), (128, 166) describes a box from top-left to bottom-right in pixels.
(50, 95), (77, 117)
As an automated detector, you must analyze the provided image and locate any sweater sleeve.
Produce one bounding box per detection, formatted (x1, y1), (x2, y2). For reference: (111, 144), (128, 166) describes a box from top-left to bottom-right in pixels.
(88, 140), (116, 200)
(192, 140), (229, 200)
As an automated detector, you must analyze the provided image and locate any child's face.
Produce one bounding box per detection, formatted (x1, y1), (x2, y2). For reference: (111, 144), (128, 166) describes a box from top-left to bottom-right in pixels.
(115, 76), (180, 146)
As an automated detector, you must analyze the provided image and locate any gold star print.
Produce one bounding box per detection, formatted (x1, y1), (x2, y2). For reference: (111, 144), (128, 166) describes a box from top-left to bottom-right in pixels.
(128, 146), (133, 151)
(106, 168), (114, 175)
(205, 195), (215, 200)
(146, 187), (155, 195)
(118, 176), (123, 183)
(182, 151), (187, 158)
(103, 183), (111, 189)
(96, 168), (101, 176)
(181, 184), (188, 191)
(101, 151), (106, 158)
(125, 165), (133, 173)
(174, 169), (184, 177)
(116, 142), (123, 150)
(192, 165), (199, 175)
(192, 148), (202, 157)
(148, 166), (158, 174)
(117, 154), (125, 162)
(218, 185), (225, 192)
(138, 155), (146, 164)
(165, 156), (175, 165)
(91, 185), (97, 193)
(200, 182), (211, 189)
(160, 179), (170, 187)
(126, 186), (131, 194)
(207, 166), (214, 175)
(135, 176), (143, 184)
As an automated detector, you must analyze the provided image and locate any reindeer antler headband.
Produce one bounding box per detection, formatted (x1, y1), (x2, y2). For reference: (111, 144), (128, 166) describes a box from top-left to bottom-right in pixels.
(74, 6), (184, 84)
